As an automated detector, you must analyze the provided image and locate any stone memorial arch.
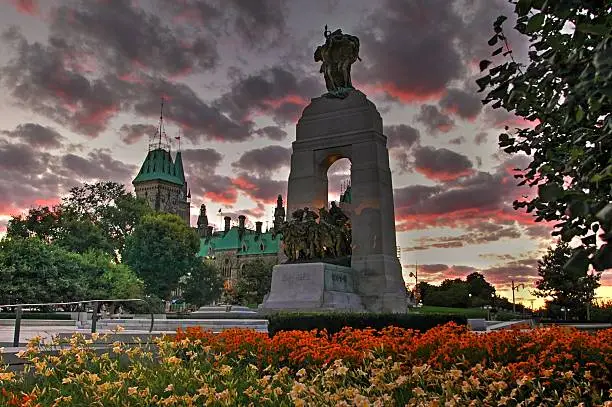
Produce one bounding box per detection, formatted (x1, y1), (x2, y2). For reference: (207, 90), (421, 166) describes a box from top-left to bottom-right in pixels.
(261, 27), (407, 313)
(286, 90), (407, 312)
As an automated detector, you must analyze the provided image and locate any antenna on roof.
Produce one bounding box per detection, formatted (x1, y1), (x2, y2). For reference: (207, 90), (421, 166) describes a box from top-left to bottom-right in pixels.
(149, 97), (170, 152)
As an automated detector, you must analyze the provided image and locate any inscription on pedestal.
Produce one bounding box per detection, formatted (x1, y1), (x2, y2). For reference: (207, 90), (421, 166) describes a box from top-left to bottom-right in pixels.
(281, 271), (312, 283)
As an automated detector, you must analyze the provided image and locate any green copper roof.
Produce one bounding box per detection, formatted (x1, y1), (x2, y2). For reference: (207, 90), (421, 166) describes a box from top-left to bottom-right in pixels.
(174, 151), (186, 183)
(132, 148), (185, 186)
(197, 226), (280, 257)
(340, 186), (352, 203)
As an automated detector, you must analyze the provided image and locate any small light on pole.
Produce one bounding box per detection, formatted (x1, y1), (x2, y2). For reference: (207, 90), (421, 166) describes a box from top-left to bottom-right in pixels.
(560, 306), (570, 321)
(483, 305), (492, 320)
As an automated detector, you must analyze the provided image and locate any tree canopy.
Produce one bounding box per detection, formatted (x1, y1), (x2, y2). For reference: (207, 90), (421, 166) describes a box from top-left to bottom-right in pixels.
(123, 213), (200, 299)
(0, 237), (143, 305)
(478, 1), (612, 274)
(181, 261), (223, 308)
(7, 182), (152, 260)
(228, 259), (274, 306)
(535, 240), (600, 317)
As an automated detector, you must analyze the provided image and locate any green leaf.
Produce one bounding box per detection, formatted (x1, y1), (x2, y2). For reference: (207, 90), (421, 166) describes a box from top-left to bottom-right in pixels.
(569, 200), (589, 218)
(516, 0), (532, 16)
(539, 183), (564, 202)
(591, 244), (612, 271)
(492, 47), (503, 56)
(563, 248), (589, 275)
(479, 60), (492, 72)
(494, 15), (508, 27)
(576, 24), (609, 36)
(581, 235), (596, 246)
(475, 76), (490, 92)
(526, 13), (545, 34)
(575, 105), (584, 123)
(595, 203), (612, 223)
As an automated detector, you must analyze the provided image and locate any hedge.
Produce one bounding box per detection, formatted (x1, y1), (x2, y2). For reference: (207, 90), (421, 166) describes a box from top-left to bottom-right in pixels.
(0, 312), (72, 320)
(266, 312), (467, 336)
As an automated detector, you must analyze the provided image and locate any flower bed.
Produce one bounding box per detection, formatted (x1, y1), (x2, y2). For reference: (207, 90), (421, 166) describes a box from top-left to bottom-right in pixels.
(1, 323), (610, 406)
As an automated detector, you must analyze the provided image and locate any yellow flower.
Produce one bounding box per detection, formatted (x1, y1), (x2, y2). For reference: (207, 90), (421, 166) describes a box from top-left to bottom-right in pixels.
(413, 387), (425, 397)
(273, 387), (283, 396)
(296, 368), (306, 377)
(128, 386), (138, 395)
(62, 377), (72, 384)
(290, 381), (306, 399)
(219, 364), (232, 376)
(294, 399), (307, 407)
(0, 372), (15, 381)
(166, 356), (182, 364)
(91, 332), (100, 341)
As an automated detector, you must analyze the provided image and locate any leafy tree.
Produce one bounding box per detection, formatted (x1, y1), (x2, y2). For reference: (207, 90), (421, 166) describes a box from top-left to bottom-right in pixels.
(231, 260), (275, 306)
(62, 182), (152, 257)
(53, 216), (114, 255)
(181, 261), (223, 308)
(123, 213), (200, 299)
(535, 241), (600, 317)
(0, 237), (143, 305)
(6, 182), (152, 259)
(478, 1), (612, 274)
(7, 206), (62, 243)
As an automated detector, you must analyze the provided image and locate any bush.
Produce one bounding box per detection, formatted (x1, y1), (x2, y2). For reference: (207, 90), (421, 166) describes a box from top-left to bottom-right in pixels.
(0, 312), (71, 320)
(266, 312), (467, 336)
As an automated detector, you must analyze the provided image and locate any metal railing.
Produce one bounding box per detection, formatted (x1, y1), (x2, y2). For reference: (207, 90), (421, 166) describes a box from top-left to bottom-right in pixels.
(0, 298), (155, 347)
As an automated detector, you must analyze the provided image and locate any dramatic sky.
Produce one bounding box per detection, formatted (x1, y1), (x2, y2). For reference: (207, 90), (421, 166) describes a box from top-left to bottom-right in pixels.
(0, 0), (609, 306)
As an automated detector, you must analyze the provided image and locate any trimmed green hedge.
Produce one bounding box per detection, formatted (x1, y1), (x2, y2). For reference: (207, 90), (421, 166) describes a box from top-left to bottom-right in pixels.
(0, 312), (72, 320)
(267, 312), (467, 336)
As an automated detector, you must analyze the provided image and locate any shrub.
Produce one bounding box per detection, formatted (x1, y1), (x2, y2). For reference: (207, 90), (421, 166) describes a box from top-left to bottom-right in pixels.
(266, 312), (467, 336)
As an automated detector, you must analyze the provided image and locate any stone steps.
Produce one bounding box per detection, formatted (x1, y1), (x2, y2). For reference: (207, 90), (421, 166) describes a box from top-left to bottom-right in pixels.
(82, 318), (269, 333)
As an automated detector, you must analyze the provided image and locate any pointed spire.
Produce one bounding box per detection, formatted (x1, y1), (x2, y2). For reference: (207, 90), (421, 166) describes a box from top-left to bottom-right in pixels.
(158, 97), (165, 150)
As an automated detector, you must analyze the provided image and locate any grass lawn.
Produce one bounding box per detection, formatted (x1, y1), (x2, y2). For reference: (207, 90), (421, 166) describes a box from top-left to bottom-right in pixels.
(410, 305), (488, 318)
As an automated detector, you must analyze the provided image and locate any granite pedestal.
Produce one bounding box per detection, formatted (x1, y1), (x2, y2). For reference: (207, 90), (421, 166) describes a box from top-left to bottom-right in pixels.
(261, 263), (364, 311)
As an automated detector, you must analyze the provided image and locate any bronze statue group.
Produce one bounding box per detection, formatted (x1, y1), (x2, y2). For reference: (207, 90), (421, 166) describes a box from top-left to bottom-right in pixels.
(272, 202), (352, 262)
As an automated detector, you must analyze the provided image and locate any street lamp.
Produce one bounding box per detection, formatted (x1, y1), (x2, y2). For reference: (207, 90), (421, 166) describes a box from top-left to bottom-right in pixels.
(560, 306), (570, 321)
(511, 280), (525, 314)
(483, 305), (492, 320)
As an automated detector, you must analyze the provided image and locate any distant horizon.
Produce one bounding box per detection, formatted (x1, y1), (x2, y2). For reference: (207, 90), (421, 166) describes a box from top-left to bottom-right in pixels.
(0, 0), (609, 307)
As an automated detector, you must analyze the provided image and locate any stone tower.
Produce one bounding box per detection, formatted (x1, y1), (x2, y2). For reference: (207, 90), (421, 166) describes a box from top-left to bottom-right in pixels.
(132, 99), (191, 225)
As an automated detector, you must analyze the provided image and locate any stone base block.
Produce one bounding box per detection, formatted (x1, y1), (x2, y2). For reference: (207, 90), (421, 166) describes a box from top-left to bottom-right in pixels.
(260, 263), (365, 311)
(352, 254), (408, 313)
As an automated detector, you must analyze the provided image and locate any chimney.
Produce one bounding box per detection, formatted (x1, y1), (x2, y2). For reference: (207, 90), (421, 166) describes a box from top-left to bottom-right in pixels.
(255, 221), (263, 234)
(224, 216), (231, 232)
(207, 226), (213, 237)
(238, 215), (246, 230)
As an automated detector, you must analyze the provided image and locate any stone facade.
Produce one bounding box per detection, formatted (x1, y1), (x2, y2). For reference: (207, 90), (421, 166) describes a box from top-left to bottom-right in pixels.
(196, 212), (280, 289)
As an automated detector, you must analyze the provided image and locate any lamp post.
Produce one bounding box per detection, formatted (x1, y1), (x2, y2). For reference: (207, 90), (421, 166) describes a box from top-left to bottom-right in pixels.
(483, 305), (492, 320)
(560, 306), (570, 321)
(511, 280), (525, 314)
